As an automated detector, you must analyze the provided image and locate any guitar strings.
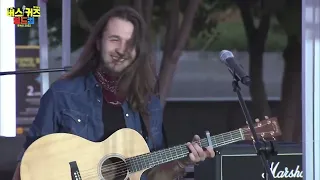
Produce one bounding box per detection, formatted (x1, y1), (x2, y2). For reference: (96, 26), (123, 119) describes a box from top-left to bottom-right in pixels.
(76, 129), (248, 180)
(86, 136), (244, 179)
(95, 128), (246, 173)
(55, 128), (257, 179)
(51, 129), (253, 180)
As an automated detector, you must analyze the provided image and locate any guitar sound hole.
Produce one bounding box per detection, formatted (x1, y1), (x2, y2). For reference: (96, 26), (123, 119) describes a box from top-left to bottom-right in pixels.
(100, 157), (128, 180)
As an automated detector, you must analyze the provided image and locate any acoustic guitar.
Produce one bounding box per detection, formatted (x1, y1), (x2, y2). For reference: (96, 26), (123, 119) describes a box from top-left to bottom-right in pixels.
(20, 117), (281, 180)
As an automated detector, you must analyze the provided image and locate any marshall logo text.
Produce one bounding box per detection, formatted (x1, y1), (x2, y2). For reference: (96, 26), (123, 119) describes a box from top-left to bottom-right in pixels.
(261, 162), (303, 179)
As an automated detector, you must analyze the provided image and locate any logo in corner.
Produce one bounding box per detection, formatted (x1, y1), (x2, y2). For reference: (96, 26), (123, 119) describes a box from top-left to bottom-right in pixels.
(7, 5), (41, 28)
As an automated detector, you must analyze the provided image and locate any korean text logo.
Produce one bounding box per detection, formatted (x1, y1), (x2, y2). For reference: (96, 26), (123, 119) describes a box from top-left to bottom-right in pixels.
(7, 5), (41, 28)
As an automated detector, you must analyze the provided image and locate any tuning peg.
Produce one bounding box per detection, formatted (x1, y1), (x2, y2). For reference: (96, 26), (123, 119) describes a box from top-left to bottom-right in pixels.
(255, 118), (260, 123)
(264, 116), (269, 119)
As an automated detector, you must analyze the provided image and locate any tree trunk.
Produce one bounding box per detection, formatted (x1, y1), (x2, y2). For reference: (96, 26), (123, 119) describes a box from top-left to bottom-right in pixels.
(132, 0), (143, 15)
(248, 49), (272, 119)
(142, 0), (153, 28)
(275, 0), (301, 142)
(236, 1), (272, 119)
(158, 0), (202, 107)
(278, 36), (301, 142)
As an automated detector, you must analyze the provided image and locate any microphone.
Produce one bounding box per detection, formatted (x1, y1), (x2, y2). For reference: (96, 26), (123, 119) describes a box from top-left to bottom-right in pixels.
(219, 50), (251, 86)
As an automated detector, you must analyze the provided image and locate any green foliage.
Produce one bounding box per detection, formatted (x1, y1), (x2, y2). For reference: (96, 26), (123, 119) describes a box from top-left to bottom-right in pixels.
(187, 19), (286, 51)
(185, 0), (287, 51)
(190, 0), (234, 39)
(276, 0), (301, 38)
(24, 0), (288, 52)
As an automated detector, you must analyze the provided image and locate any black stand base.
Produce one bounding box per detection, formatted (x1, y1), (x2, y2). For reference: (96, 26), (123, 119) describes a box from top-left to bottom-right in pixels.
(231, 74), (277, 180)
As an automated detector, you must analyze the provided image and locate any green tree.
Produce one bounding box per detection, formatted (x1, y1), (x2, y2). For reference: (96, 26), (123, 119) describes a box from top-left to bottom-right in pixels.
(185, 0), (232, 51)
(233, 0), (302, 142)
(234, 0), (272, 120)
(274, 0), (302, 142)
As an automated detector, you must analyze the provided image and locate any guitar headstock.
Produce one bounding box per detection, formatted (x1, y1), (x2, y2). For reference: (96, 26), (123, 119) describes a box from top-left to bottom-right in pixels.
(241, 116), (282, 141)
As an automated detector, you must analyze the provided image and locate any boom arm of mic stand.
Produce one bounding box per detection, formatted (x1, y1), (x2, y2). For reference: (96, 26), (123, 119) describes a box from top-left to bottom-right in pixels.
(231, 70), (276, 180)
(0, 66), (72, 76)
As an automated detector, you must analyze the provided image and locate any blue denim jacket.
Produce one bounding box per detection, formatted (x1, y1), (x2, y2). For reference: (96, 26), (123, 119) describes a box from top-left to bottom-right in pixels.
(18, 73), (166, 180)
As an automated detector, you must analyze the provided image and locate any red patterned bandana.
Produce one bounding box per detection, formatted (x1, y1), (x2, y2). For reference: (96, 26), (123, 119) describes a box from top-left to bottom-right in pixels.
(94, 68), (125, 106)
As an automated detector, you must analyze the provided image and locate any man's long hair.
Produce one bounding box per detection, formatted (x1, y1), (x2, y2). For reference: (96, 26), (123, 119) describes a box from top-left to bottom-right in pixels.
(61, 6), (157, 116)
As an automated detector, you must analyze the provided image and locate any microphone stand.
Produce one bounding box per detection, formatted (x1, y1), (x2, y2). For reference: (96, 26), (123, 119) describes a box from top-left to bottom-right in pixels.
(231, 70), (277, 180)
(0, 66), (72, 76)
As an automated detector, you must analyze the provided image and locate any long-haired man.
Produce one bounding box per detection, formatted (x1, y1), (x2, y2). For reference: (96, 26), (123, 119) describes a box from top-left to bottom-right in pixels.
(12, 6), (215, 180)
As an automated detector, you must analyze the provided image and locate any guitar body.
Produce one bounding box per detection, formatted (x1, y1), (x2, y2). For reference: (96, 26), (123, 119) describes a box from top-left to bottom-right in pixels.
(20, 128), (150, 180)
(20, 117), (282, 180)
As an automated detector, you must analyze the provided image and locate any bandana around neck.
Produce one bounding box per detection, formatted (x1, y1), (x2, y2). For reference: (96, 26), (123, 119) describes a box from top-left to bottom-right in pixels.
(94, 68), (125, 106)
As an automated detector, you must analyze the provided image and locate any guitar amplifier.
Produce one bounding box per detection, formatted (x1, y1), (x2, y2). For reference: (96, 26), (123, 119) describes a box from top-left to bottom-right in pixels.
(214, 143), (302, 180)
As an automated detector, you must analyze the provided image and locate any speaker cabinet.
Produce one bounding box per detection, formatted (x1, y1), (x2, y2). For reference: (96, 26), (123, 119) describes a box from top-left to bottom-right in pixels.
(194, 143), (302, 180)
(215, 143), (302, 180)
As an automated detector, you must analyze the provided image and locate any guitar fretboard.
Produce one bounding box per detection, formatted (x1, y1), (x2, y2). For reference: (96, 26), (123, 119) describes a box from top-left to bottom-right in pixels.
(126, 128), (244, 172)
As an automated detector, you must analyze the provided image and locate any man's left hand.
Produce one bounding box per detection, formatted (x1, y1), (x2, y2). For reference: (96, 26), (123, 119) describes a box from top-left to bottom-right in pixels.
(186, 135), (215, 164)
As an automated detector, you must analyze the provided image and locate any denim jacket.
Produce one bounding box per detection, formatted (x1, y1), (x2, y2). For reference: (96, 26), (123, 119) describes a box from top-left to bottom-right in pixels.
(17, 73), (166, 180)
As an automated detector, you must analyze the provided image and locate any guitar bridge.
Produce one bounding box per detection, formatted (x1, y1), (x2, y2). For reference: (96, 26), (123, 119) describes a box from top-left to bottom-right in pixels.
(69, 161), (82, 180)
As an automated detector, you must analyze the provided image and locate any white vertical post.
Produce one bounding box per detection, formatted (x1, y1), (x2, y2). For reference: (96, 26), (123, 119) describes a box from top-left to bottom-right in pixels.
(37, 0), (49, 94)
(302, 0), (320, 179)
(0, 0), (16, 137)
(62, 0), (71, 67)
(313, 4), (320, 180)
(314, 32), (320, 180)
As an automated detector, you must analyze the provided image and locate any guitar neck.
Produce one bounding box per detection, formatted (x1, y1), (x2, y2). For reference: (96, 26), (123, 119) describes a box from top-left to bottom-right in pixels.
(127, 128), (244, 172)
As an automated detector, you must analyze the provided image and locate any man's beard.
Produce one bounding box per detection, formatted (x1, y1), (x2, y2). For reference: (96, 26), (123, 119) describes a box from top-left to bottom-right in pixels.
(101, 54), (131, 75)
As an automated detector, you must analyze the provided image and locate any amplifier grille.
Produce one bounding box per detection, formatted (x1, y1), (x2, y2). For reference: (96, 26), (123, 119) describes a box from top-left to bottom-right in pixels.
(221, 153), (303, 180)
